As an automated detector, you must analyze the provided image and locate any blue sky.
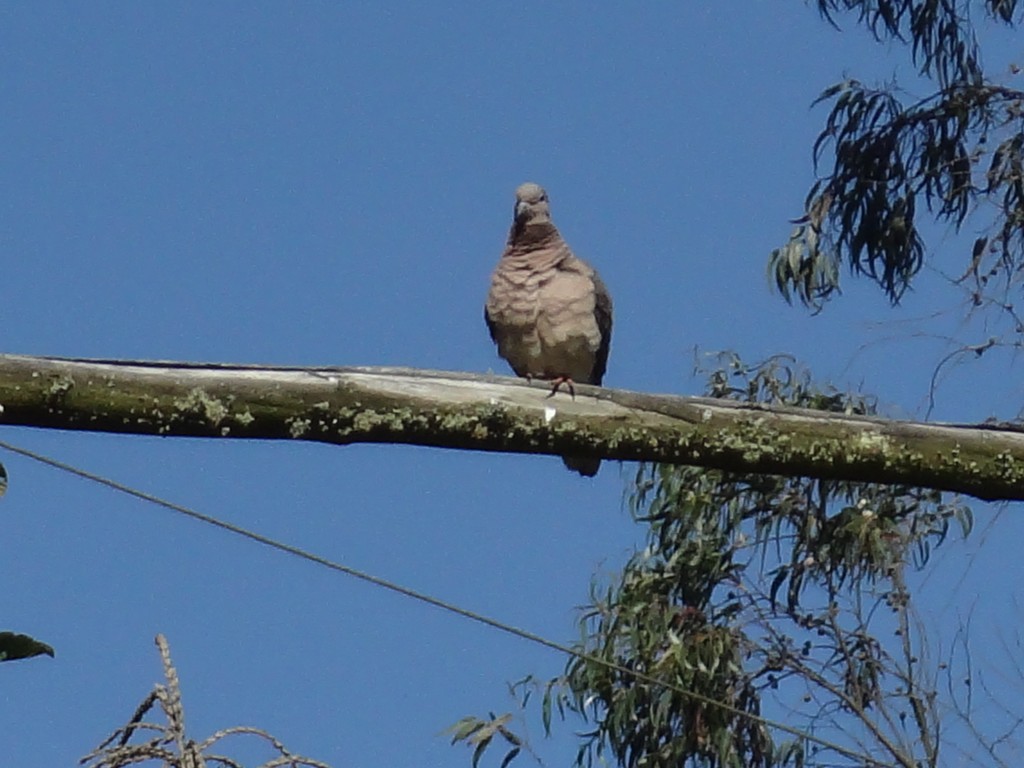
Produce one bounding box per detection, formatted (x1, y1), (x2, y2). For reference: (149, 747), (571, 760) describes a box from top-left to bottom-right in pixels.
(2, 4), (1023, 766)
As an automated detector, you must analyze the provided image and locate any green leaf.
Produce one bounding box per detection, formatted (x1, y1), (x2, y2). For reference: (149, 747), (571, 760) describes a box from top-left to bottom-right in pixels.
(0, 632), (54, 662)
(812, 79), (856, 107)
(498, 747), (521, 768)
(541, 685), (553, 734)
(769, 567), (789, 609)
(471, 734), (492, 768)
(445, 716), (485, 744)
(497, 725), (521, 747)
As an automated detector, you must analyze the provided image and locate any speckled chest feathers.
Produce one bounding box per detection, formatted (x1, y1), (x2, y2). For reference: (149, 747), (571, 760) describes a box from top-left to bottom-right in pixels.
(484, 182), (612, 388)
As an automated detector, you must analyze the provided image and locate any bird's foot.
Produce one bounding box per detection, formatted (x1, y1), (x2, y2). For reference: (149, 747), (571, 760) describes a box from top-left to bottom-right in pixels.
(546, 376), (576, 400)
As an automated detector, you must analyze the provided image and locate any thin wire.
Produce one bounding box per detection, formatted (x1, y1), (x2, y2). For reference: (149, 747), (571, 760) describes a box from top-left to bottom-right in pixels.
(0, 438), (884, 765)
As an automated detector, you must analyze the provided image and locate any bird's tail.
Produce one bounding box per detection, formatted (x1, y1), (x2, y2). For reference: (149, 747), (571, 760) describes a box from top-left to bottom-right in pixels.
(562, 455), (601, 477)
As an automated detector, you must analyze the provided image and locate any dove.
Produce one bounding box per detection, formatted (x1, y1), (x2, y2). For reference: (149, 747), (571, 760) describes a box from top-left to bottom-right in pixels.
(484, 182), (613, 476)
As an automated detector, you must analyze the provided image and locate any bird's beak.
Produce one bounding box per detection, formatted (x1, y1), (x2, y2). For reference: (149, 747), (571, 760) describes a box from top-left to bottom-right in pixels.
(515, 200), (529, 219)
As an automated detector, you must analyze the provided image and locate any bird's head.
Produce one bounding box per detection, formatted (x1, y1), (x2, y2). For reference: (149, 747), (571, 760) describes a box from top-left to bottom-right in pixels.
(513, 182), (552, 226)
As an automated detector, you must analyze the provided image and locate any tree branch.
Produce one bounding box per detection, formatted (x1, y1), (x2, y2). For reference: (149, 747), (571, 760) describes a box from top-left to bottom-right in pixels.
(1, 354), (1023, 500)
